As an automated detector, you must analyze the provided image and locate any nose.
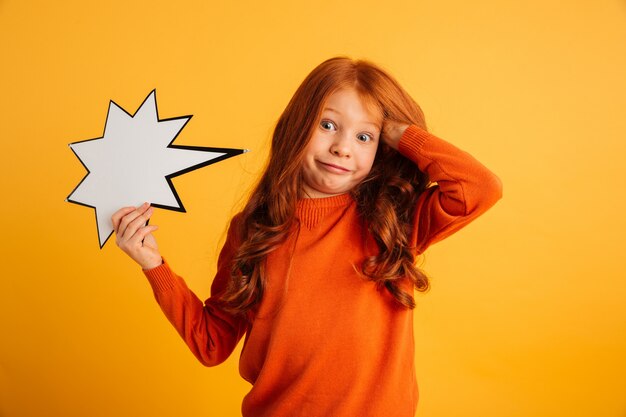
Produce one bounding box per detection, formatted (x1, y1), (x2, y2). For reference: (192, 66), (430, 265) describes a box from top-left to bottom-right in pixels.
(329, 132), (351, 157)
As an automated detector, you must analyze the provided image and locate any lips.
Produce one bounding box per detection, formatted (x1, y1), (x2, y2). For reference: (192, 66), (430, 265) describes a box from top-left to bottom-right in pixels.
(318, 161), (350, 173)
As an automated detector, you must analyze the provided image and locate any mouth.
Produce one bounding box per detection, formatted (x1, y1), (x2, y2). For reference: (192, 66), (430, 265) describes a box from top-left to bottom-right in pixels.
(318, 161), (350, 173)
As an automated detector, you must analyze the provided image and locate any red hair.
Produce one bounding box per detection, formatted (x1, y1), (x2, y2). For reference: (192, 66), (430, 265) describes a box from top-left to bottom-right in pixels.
(219, 57), (431, 317)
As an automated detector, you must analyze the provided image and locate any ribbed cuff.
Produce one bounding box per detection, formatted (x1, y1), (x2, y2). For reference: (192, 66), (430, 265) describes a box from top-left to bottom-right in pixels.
(143, 258), (177, 293)
(398, 125), (430, 159)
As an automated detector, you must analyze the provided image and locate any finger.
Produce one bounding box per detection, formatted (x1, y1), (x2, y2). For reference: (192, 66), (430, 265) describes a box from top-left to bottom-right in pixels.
(142, 230), (159, 249)
(121, 206), (154, 241)
(112, 206), (137, 234)
(117, 203), (150, 237)
(128, 225), (159, 248)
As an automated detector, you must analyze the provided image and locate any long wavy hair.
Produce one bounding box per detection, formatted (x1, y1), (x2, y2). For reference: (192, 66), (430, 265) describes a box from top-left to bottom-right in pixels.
(219, 56), (432, 318)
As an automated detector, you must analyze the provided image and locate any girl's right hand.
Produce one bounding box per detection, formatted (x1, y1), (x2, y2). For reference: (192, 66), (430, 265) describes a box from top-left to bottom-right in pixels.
(111, 202), (163, 270)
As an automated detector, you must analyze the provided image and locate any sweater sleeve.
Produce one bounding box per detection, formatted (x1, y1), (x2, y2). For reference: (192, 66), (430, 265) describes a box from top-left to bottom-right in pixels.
(142, 215), (248, 366)
(397, 125), (503, 254)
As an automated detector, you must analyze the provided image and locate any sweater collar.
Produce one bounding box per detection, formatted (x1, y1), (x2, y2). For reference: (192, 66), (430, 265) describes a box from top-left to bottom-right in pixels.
(296, 193), (353, 230)
(297, 193), (352, 209)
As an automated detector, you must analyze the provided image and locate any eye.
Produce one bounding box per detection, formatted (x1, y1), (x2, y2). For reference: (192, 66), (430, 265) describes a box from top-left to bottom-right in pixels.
(320, 120), (336, 131)
(356, 133), (373, 143)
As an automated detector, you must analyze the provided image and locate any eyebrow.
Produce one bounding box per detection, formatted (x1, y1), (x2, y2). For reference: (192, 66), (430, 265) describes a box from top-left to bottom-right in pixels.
(323, 107), (381, 129)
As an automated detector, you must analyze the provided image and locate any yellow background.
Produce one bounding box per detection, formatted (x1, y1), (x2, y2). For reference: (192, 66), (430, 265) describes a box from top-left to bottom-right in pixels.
(1, 0), (625, 416)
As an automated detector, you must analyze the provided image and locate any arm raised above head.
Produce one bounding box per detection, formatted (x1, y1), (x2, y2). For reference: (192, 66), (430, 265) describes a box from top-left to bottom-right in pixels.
(395, 125), (503, 254)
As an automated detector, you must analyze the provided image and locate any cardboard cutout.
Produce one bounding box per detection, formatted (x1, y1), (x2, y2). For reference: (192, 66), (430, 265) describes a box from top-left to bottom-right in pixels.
(67, 90), (245, 248)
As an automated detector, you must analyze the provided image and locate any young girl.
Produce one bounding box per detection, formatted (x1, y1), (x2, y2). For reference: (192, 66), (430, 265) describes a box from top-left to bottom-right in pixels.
(112, 57), (502, 417)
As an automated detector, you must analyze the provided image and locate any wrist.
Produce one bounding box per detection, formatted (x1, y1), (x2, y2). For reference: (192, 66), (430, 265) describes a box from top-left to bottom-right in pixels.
(141, 257), (163, 271)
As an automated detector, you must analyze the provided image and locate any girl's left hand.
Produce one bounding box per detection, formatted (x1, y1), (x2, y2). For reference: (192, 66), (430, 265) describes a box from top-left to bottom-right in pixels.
(381, 121), (410, 150)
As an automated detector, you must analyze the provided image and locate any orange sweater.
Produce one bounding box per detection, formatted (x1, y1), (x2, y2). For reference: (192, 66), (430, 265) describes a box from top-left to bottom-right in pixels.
(143, 125), (502, 416)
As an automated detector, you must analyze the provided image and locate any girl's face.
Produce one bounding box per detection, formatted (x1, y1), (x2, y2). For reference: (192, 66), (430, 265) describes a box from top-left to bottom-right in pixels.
(301, 88), (382, 198)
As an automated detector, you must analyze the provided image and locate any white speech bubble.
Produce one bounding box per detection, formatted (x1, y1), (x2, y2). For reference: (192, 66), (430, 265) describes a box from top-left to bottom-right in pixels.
(67, 90), (246, 248)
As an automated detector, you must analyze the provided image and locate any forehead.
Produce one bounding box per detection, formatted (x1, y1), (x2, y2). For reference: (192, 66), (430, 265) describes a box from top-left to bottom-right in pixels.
(322, 88), (382, 126)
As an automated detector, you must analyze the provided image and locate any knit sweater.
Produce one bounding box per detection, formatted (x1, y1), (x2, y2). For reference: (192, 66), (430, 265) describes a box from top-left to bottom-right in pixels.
(143, 125), (503, 417)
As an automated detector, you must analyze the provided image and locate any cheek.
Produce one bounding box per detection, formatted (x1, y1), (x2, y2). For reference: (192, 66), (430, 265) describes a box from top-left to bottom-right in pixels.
(300, 143), (316, 165)
(303, 140), (323, 163)
(359, 147), (378, 173)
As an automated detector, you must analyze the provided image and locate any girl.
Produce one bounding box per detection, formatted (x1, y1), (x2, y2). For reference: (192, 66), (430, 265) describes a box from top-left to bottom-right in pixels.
(112, 57), (502, 417)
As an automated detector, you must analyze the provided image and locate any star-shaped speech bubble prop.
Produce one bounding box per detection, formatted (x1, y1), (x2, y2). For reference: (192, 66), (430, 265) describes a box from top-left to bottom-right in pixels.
(67, 90), (245, 248)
